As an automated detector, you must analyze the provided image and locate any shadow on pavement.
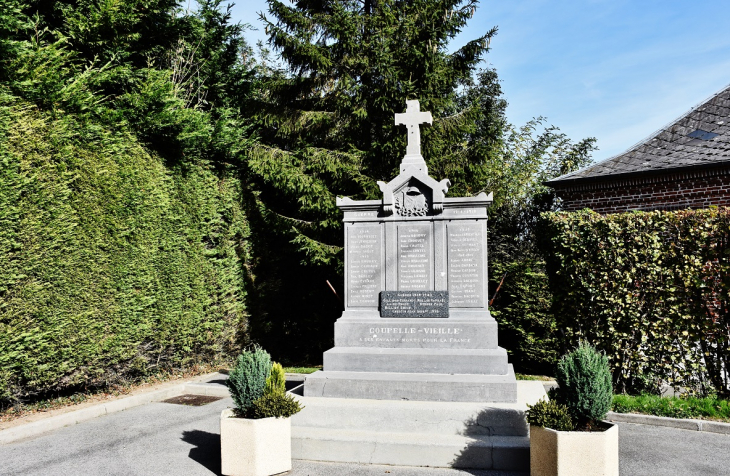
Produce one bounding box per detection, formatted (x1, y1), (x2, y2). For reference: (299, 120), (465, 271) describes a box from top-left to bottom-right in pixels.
(451, 437), (529, 476)
(182, 430), (222, 475)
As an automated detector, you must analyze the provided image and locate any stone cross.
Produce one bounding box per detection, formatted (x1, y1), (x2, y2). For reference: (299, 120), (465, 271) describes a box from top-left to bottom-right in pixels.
(395, 100), (432, 158)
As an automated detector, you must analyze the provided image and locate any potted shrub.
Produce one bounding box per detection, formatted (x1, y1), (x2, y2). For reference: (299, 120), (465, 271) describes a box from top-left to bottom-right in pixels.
(527, 341), (618, 476)
(221, 347), (303, 476)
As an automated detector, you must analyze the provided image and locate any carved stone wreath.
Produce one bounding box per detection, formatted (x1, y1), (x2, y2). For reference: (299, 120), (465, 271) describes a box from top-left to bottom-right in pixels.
(395, 186), (429, 217)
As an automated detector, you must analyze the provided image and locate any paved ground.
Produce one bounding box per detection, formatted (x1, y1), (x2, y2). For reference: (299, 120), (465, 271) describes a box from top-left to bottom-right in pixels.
(1, 393), (729, 476)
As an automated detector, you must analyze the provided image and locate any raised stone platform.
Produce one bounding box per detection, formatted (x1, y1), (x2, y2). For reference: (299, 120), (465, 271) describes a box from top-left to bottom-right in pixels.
(304, 366), (518, 402)
(323, 346), (510, 374)
(306, 314), (517, 402)
(291, 380), (546, 470)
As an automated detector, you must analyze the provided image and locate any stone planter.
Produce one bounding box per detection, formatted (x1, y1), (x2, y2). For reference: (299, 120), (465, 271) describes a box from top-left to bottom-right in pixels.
(530, 422), (619, 476)
(220, 408), (292, 476)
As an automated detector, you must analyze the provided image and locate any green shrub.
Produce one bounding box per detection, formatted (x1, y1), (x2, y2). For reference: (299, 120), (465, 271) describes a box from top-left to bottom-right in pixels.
(227, 348), (272, 416)
(230, 359), (303, 419)
(0, 97), (250, 408)
(556, 341), (613, 427)
(547, 386), (560, 401)
(490, 257), (559, 376)
(249, 391), (303, 419)
(543, 209), (730, 398)
(265, 362), (286, 395)
(526, 399), (574, 431)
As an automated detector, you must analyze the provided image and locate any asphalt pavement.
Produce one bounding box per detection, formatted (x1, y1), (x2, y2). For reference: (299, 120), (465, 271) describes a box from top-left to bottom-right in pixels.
(1, 393), (729, 476)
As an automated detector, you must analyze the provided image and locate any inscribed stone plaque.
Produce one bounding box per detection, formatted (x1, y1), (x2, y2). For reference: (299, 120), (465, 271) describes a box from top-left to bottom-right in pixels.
(380, 291), (449, 318)
(447, 222), (485, 307)
(346, 225), (382, 307)
(397, 224), (432, 290)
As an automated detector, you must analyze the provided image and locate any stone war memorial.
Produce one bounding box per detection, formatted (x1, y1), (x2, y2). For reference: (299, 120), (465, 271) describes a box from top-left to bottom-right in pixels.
(291, 100), (546, 470)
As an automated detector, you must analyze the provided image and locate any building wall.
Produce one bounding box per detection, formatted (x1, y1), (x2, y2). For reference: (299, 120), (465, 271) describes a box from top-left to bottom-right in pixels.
(554, 167), (730, 214)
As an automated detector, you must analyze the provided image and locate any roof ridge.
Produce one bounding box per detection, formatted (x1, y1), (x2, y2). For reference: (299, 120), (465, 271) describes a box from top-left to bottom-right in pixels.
(550, 81), (730, 183)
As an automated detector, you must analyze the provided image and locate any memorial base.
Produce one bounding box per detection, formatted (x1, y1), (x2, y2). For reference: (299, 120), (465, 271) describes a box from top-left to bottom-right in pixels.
(303, 366), (517, 403)
(323, 346), (510, 375)
(333, 317), (499, 349)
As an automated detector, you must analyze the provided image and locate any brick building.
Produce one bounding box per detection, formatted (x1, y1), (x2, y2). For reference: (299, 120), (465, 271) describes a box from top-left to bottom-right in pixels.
(547, 84), (730, 213)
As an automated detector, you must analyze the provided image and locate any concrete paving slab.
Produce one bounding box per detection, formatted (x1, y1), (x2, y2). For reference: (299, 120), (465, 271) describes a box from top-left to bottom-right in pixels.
(0, 395), (527, 476)
(1, 398), (232, 475)
(1, 392), (730, 475)
(618, 421), (730, 476)
(0, 372), (229, 444)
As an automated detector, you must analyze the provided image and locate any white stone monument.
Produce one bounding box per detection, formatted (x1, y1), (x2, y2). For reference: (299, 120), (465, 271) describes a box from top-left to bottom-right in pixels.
(303, 100), (517, 402)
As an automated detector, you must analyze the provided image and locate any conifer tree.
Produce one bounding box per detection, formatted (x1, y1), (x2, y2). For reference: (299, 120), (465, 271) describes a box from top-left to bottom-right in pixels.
(254, 0), (497, 246)
(245, 0), (503, 359)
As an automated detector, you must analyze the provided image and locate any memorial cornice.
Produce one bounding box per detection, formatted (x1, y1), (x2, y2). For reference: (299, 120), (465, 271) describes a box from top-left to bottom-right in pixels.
(337, 192), (493, 222)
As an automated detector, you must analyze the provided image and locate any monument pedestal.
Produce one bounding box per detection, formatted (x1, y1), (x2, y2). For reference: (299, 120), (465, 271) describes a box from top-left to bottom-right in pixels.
(304, 315), (517, 402)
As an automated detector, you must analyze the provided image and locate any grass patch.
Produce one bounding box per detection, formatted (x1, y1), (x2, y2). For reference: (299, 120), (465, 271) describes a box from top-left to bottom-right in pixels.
(613, 394), (730, 422)
(283, 366), (321, 375)
(516, 373), (555, 381)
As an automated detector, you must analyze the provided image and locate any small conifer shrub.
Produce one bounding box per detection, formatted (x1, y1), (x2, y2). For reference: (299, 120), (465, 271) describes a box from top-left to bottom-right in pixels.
(265, 362), (286, 395)
(250, 392), (303, 419)
(226, 347), (272, 417)
(249, 361), (302, 418)
(227, 356), (303, 419)
(526, 399), (574, 431)
(556, 341), (613, 428)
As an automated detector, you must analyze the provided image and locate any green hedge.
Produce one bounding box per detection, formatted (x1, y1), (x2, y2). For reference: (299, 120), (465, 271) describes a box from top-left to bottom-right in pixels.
(543, 209), (730, 397)
(0, 97), (249, 404)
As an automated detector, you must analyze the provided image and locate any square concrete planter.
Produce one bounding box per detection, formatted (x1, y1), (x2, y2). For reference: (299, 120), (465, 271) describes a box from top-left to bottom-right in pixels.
(220, 408), (292, 476)
(530, 422), (619, 476)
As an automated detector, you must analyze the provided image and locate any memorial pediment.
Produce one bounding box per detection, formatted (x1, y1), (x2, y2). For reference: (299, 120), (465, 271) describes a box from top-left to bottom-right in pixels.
(377, 172), (450, 216)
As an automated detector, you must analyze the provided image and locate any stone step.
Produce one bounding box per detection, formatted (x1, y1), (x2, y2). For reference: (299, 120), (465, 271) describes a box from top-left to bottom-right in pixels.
(323, 346), (509, 374)
(303, 366), (518, 402)
(291, 384), (549, 436)
(291, 426), (529, 471)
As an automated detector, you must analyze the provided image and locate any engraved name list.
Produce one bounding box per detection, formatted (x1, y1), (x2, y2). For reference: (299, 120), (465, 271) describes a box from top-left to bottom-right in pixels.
(346, 226), (382, 307)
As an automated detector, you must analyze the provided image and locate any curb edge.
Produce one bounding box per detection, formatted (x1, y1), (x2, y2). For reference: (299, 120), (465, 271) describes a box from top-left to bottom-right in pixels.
(607, 411), (730, 435)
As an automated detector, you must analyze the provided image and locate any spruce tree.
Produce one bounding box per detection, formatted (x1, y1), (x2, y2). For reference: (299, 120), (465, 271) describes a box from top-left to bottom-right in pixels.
(255, 0), (498, 216)
(245, 0), (503, 359)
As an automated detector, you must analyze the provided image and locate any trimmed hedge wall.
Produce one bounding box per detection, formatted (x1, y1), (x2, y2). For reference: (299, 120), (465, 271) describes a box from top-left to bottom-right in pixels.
(0, 98), (250, 403)
(544, 209), (730, 397)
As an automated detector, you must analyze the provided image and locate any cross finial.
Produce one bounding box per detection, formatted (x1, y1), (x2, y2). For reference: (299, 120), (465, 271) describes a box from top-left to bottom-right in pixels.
(395, 100), (432, 173)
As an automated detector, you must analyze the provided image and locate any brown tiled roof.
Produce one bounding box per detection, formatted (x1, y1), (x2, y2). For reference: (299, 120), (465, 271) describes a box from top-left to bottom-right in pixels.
(548, 83), (730, 186)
